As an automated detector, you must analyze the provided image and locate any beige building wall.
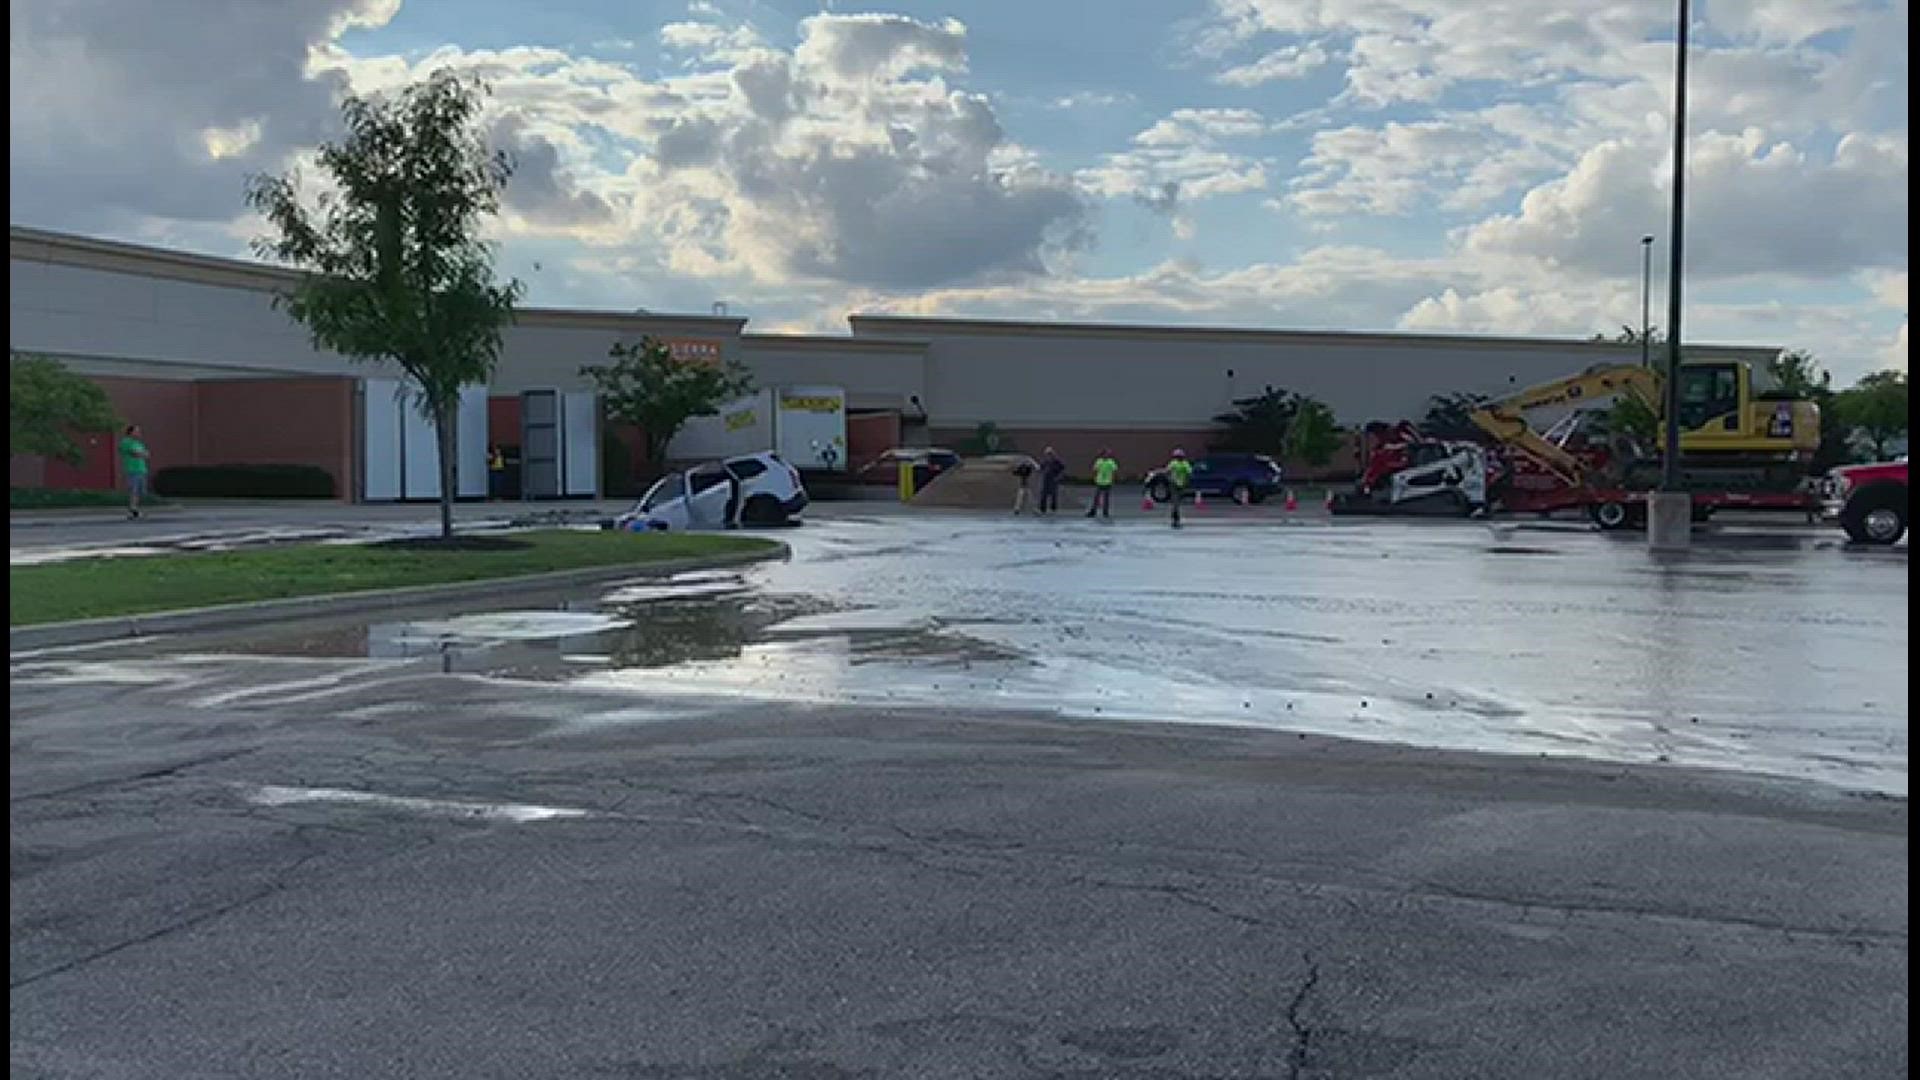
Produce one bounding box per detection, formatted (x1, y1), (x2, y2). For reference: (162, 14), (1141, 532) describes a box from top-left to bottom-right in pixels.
(851, 315), (1779, 432)
(736, 333), (928, 411)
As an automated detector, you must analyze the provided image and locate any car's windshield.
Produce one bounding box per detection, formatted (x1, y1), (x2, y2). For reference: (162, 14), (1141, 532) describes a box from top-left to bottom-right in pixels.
(639, 474), (685, 511)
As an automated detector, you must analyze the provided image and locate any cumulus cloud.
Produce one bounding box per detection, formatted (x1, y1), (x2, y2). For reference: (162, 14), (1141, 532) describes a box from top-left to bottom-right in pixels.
(1290, 120), (1535, 216)
(853, 244), (1464, 330)
(316, 11), (1089, 289)
(1076, 107), (1272, 225)
(1462, 129), (1909, 280)
(8, 0), (1906, 383)
(625, 15), (1086, 288)
(790, 13), (968, 80)
(1215, 42), (1329, 85)
(9, 0), (396, 227)
(1048, 91), (1134, 110)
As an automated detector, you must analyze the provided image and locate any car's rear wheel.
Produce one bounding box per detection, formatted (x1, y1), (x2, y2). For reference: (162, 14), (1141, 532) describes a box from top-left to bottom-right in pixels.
(1230, 481), (1252, 505)
(741, 494), (784, 526)
(1147, 479), (1171, 504)
(1841, 486), (1907, 544)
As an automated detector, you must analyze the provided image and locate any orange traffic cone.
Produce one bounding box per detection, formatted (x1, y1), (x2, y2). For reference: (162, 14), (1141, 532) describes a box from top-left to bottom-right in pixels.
(1193, 490), (1204, 512)
(1284, 489), (1298, 512)
(1141, 494), (1156, 511)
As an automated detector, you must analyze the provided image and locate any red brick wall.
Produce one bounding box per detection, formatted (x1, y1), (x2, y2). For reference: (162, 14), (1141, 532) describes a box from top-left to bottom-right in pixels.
(10, 455), (49, 488)
(487, 395), (522, 450)
(847, 411), (901, 471)
(193, 378), (354, 498)
(22, 376), (197, 491)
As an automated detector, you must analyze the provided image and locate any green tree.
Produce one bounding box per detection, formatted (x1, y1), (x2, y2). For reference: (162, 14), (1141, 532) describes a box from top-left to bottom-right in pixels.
(245, 71), (523, 539)
(1833, 370), (1909, 460)
(1762, 349), (1851, 472)
(957, 422), (1010, 455)
(1607, 395), (1660, 446)
(1766, 348), (1831, 398)
(1211, 385), (1300, 453)
(1212, 385), (1342, 466)
(9, 354), (118, 465)
(1283, 397), (1343, 466)
(1419, 391), (1490, 441)
(582, 337), (755, 473)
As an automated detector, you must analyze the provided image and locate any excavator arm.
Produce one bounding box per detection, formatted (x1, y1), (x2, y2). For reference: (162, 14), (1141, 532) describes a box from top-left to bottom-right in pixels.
(1469, 364), (1660, 486)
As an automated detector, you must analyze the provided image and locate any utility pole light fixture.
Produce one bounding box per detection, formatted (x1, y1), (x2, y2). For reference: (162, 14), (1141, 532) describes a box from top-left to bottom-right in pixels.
(1640, 235), (1655, 369)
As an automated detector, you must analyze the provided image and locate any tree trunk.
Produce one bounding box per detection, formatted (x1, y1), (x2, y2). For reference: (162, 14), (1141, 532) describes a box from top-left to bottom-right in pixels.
(647, 431), (672, 480)
(435, 397), (457, 540)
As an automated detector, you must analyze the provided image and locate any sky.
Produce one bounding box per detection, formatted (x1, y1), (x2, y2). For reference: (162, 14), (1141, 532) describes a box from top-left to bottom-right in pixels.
(8, 0), (1909, 384)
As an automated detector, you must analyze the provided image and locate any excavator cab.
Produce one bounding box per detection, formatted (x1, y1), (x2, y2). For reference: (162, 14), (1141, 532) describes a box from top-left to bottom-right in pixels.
(1677, 362), (1743, 434)
(1665, 361), (1819, 456)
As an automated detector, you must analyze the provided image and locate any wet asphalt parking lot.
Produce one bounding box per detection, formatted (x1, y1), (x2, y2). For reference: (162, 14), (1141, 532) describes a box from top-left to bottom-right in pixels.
(9, 510), (1909, 1078)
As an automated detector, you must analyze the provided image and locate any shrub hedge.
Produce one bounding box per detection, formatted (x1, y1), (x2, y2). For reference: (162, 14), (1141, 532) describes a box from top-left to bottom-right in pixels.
(152, 464), (336, 498)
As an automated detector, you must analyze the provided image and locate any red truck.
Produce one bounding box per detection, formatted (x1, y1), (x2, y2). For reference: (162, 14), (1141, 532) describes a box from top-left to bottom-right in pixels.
(1824, 458), (1909, 545)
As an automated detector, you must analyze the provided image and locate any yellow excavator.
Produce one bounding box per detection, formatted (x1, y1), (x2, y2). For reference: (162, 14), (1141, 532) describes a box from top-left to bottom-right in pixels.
(1469, 359), (1820, 490)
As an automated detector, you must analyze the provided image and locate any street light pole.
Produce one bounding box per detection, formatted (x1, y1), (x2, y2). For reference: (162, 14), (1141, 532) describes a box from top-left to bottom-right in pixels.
(1640, 235), (1654, 369)
(1661, 0), (1689, 493)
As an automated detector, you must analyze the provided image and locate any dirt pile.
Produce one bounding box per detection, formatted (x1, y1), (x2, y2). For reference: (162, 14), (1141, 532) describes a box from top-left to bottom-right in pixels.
(910, 454), (1052, 509)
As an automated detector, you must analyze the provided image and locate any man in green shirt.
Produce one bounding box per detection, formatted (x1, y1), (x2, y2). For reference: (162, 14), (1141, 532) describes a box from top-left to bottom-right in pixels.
(1165, 448), (1194, 528)
(119, 424), (150, 519)
(1086, 449), (1119, 519)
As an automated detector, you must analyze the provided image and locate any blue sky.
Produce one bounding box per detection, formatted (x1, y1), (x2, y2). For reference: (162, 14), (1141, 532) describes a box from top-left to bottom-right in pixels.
(9, 0), (1909, 383)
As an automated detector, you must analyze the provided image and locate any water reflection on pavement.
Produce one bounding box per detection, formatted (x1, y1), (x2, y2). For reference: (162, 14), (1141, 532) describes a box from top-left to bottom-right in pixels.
(30, 514), (1908, 794)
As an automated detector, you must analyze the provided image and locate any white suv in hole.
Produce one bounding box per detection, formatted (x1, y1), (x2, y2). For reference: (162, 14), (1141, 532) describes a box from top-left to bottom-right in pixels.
(613, 452), (809, 532)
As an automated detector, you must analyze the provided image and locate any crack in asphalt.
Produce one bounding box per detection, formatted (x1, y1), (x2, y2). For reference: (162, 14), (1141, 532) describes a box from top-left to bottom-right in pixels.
(9, 851), (324, 991)
(579, 785), (1904, 948)
(1059, 872), (1278, 929)
(9, 747), (261, 804)
(1282, 955), (1320, 1080)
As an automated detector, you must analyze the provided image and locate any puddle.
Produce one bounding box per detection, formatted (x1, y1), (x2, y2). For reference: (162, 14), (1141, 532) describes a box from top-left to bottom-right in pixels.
(30, 516), (1905, 795)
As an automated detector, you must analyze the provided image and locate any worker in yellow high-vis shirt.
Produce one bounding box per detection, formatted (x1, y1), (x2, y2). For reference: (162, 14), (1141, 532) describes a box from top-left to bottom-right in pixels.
(1086, 449), (1119, 519)
(1165, 448), (1194, 528)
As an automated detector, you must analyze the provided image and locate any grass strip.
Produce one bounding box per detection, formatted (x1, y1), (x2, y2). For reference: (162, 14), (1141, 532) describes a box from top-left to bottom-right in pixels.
(9, 529), (779, 626)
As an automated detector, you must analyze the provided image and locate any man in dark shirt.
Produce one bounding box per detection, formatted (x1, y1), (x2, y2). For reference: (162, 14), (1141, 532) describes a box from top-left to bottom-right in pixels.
(1038, 447), (1067, 514)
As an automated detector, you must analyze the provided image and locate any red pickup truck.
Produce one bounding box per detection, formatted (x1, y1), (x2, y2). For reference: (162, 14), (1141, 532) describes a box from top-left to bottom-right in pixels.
(1824, 458), (1909, 544)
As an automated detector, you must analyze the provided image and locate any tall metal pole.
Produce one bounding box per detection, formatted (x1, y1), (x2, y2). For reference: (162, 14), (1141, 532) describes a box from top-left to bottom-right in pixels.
(1661, 0), (1689, 492)
(1640, 235), (1654, 368)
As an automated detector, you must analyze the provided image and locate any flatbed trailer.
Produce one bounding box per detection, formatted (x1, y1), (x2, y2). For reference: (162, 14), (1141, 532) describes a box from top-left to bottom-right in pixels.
(1499, 481), (1818, 529)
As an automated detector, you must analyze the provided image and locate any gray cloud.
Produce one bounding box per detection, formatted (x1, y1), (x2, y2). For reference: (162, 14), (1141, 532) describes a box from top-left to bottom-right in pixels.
(8, 0), (390, 228)
(490, 115), (614, 227)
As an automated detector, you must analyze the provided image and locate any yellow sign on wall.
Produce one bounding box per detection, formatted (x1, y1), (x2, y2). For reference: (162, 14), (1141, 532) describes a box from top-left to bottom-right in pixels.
(723, 409), (758, 431)
(779, 394), (843, 413)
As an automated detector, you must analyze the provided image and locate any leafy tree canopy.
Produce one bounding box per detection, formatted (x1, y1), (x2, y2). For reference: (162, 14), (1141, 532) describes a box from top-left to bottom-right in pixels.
(246, 71), (522, 536)
(583, 337), (756, 472)
(10, 354), (118, 464)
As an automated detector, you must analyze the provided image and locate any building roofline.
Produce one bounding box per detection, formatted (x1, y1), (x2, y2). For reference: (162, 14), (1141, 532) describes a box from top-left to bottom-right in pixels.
(515, 308), (747, 333)
(9, 224), (744, 331)
(848, 313), (1780, 357)
(740, 332), (929, 353)
(12, 224), (301, 291)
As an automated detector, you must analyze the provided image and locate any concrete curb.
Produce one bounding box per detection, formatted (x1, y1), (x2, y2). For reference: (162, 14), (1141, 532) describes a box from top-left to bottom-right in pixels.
(9, 542), (788, 652)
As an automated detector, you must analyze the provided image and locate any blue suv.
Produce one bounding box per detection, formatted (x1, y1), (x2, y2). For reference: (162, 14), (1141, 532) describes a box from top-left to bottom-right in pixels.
(1145, 453), (1285, 505)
